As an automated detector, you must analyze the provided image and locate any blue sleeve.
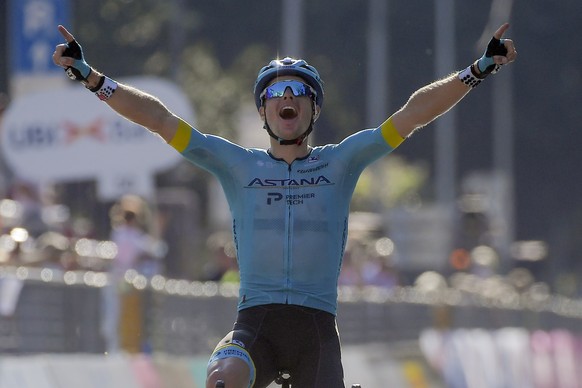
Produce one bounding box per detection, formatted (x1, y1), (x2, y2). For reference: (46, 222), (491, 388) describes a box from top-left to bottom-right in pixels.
(169, 120), (249, 177)
(334, 126), (397, 175)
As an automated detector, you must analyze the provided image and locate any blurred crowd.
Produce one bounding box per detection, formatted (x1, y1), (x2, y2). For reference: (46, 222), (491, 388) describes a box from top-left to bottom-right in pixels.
(0, 182), (552, 292)
(0, 180), (403, 290)
(0, 178), (563, 305)
(0, 182), (165, 276)
(339, 235), (399, 289)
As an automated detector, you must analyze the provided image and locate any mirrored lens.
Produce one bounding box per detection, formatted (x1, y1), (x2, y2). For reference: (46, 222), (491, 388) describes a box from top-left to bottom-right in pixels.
(261, 80), (315, 100)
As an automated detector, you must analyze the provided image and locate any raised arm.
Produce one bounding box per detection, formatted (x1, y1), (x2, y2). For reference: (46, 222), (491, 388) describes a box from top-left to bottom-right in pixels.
(52, 25), (179, 143)
(391, 23), (517, 138)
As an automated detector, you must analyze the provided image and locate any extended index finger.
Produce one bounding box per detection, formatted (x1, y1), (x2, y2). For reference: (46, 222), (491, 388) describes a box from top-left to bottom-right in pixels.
(58, 25), (75, 42)
(493, 23), (510, 40)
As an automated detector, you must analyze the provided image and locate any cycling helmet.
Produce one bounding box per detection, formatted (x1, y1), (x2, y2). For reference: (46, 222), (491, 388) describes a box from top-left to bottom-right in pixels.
(254, 57), (324, 110)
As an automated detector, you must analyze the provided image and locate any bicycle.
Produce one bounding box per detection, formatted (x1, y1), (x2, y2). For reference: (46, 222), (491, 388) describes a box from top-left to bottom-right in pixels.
(215, 370), (362, 387)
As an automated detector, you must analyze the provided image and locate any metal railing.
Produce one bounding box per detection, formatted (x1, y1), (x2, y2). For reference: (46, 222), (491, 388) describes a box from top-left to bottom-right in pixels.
(1, 266), (581, 355)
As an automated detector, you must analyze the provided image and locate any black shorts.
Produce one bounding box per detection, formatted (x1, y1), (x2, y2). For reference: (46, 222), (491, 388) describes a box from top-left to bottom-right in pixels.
(217, 303), (345, 388)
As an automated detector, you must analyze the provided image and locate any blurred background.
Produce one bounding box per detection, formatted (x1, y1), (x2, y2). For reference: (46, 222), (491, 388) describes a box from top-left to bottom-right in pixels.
(1, 0), (582, 387)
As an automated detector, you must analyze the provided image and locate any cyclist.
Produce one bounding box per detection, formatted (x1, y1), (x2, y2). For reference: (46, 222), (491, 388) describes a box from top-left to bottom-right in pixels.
(53, 23), (516, 388)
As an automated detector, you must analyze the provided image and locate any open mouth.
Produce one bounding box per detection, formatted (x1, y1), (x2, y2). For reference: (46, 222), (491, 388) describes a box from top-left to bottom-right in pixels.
(279, 107), (298, 120)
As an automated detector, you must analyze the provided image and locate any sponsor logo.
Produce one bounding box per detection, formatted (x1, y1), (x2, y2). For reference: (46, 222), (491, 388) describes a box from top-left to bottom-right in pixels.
(266, 192), (315, 205)
(267, 192), (283, 204)
(297, 162), (329, 174)
(246, 175), (333, 188)
(65, 68), (77, 80)
(5, 118), (152, 151)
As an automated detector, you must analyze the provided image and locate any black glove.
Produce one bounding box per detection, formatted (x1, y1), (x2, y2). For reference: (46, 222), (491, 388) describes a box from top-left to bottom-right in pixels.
(62, 39), (92, 82)
(476, 37), (508, 75)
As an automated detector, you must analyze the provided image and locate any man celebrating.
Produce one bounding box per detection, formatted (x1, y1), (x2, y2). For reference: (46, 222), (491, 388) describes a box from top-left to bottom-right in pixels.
(53, 23), (515, 388)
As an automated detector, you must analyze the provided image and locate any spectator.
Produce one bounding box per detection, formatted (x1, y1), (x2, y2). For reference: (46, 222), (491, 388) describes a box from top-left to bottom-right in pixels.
(101, 194), (165, 353)
(9, 181), (46, 237)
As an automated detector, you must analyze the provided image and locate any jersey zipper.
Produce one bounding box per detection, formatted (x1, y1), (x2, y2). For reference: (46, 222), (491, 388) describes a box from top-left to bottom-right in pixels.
(284, 163), (293, 302)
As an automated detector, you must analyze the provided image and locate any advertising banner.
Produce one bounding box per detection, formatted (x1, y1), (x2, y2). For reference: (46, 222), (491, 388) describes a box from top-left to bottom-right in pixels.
(0, 77), (195, 200)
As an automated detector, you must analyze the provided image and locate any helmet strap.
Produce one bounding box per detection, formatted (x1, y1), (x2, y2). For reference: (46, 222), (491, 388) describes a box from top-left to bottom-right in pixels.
(264, 121), (313, 146)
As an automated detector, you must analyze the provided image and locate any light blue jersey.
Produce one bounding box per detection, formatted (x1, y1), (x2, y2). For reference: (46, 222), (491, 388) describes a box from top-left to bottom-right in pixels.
(170, 119), (403, 315)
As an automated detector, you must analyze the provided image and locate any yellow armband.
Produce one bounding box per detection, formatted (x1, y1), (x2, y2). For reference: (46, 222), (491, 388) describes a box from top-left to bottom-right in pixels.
(169, 119), (192, 153)
(380, 117), (404, 149)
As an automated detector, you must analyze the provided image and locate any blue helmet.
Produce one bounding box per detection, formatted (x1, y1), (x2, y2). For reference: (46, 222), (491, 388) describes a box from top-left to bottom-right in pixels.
(253, 57), (324, 110)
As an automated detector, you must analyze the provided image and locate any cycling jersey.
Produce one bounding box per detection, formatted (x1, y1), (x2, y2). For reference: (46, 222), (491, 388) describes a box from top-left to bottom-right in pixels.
(169, 119), (403, 315)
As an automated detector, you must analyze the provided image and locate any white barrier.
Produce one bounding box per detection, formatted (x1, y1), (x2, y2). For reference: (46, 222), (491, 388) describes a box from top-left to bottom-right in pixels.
(420, 328), (582, 388)
(48, 354), (142, 388)
(4, 331), (582, 388)
(0, 356), (54, 388)
(0, 354), (204, 388)
(0, 345), (436, 388)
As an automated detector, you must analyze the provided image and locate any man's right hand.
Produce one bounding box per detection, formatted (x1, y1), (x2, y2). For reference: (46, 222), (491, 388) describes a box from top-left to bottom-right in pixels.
(475, 23), (517, 76)
(52, 25), (92, 82)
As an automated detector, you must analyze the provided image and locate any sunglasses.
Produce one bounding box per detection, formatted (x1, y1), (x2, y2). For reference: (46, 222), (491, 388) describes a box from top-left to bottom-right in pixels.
(260, 80), (316, 101)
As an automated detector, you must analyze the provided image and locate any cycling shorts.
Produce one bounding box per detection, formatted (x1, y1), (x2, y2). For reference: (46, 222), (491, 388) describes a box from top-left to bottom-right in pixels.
(209, 304), (345, 388)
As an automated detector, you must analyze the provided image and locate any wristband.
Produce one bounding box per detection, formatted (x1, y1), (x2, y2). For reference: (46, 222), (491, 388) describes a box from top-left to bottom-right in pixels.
(458, 63), (485, 88)
(92, 76), (118, 101)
